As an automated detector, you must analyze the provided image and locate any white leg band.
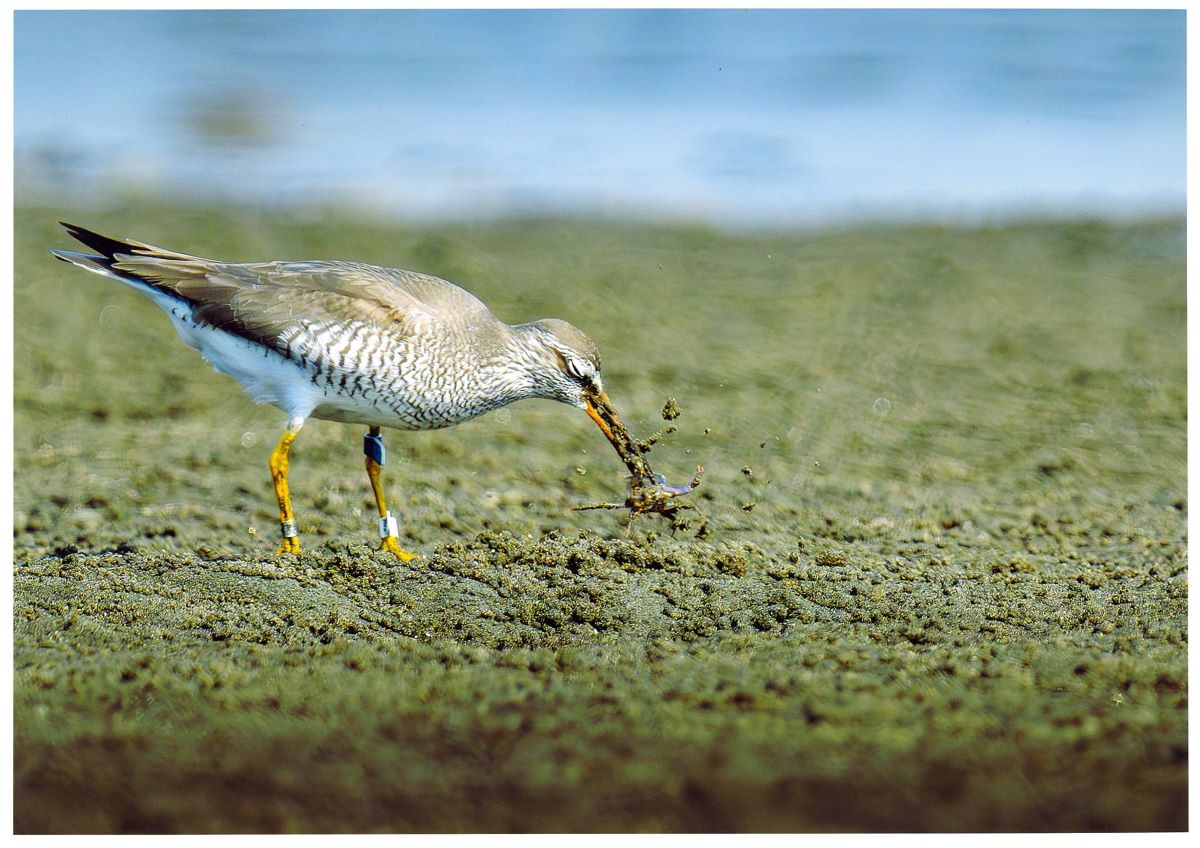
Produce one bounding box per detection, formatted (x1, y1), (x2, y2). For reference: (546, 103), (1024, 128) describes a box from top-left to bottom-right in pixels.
(280, 519), (299, 538)
(380, 512), (398, 539)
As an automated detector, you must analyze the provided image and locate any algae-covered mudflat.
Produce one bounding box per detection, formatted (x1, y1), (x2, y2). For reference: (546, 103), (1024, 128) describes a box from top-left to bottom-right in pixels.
(13, 205), (1186, 832)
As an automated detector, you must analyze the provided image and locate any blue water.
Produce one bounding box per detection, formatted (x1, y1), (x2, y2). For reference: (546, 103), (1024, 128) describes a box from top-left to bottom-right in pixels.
(14, 9), (1186, 226)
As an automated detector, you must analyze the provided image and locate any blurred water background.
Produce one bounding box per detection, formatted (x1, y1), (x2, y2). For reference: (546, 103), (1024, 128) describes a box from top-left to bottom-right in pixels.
(14, 8), (1185, 228)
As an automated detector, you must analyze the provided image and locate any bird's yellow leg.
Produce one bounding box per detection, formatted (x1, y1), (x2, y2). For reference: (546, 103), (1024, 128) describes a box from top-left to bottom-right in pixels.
(365, 426), (416, 562)
(269, 418), (304, 554)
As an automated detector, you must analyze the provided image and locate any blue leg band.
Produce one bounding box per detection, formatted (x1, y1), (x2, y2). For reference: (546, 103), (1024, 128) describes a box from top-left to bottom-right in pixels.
(364, 431), (386, 465)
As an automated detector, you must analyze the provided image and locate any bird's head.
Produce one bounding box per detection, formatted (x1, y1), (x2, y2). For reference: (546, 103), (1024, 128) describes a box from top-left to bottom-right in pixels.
(516, 318), (647, 472)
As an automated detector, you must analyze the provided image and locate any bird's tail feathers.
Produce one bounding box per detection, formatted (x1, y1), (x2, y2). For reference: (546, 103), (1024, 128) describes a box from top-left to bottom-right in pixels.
(50, 248), (122, 279)
(52, 221), (204, 291)
(56, 222), (197, 262)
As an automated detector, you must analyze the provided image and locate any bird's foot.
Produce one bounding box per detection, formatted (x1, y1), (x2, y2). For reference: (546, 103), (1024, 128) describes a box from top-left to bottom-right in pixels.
(380, 536), (416, 562)
(275, 536), (302, 555)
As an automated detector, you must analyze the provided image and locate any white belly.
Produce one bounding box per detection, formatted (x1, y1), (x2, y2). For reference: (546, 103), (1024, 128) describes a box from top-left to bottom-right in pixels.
(160, 297), (325, 420)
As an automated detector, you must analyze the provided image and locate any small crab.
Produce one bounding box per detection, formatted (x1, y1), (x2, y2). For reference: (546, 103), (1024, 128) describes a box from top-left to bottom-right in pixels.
(573, 388), (704, 526)
(626, 466), (705, 516)
(574, 390), (704, 523)
(577, 465), (704, 521)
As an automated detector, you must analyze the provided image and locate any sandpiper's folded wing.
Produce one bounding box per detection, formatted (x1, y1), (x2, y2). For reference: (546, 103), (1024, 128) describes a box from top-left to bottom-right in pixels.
(54, 222), (491, 358)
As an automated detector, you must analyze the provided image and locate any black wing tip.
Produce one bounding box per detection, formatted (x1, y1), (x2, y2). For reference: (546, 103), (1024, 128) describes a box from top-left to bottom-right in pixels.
(57, 221), (137, 260)
(58, 221), (89, 238)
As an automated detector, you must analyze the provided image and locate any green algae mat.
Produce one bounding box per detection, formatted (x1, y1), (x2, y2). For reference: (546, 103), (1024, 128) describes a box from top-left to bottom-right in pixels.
(13, 206), (1187, 832)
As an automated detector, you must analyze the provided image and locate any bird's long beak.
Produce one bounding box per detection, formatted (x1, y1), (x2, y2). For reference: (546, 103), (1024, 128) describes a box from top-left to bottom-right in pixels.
(584, 386), (652, 479)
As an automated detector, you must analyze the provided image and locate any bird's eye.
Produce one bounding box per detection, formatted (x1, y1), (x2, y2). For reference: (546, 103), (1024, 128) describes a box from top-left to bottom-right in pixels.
(564, 358), (587, 380)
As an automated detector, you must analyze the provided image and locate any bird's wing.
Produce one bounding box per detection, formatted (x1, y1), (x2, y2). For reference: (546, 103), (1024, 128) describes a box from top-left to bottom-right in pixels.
(57, 223), (492, 356)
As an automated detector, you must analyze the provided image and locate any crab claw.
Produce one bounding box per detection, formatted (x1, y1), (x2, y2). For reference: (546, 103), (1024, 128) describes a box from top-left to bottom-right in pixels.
(654, 466), (704, 496)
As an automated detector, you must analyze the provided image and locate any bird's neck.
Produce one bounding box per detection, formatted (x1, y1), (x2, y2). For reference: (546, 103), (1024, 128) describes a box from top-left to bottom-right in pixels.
(483, 324), (559, 402)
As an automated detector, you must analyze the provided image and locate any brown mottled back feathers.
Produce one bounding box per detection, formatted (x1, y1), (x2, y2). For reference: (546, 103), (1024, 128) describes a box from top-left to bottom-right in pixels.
(59, 223), (496, 358)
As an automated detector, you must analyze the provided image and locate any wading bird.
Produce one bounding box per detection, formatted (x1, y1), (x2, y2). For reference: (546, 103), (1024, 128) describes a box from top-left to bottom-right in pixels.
(53, 223), (650, 560)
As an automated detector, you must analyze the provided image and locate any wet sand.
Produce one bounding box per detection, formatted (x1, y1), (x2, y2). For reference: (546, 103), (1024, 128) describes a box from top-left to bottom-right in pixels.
(13, 206), (1187, 831)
